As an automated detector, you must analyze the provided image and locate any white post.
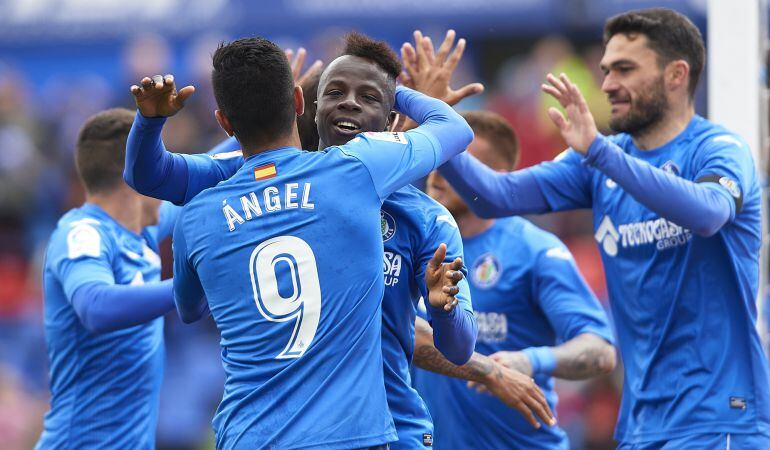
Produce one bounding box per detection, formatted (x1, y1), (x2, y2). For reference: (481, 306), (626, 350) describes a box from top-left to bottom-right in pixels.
(707, 0), (768, 349)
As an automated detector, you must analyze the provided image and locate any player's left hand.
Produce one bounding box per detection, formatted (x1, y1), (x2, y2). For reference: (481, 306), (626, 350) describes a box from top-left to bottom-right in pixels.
(541, 72), (598, 154)
(425, 243), (464, 312)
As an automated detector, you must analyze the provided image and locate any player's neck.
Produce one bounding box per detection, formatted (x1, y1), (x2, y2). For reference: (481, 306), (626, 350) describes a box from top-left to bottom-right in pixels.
(241, 128), (302, 159)
(631, 103), (695, 151)
(87, 189), (143, 234)
(455, 211), (494, 239)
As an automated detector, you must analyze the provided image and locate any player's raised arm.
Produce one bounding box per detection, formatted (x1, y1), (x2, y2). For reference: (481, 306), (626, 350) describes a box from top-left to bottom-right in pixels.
(413, 317), (555, 429)
(337, 85), (473, 202)
(125, 74), (199, 204)
(543, 72), (735, 236)
(422, 243), (477, 365)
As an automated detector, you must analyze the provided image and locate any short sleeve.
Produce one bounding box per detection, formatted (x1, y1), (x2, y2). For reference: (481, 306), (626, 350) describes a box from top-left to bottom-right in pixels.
(693, 134), (756, 221)
(532, 238), (614, 344)
(528, 149), (593, 211)
(337, 130), (441, 202)
(54, 223), (116, 302)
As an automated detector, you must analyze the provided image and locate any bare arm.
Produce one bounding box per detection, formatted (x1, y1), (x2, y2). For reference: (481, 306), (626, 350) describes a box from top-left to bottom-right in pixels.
(413, 317), (555, 428)
(492, 333), (616, 381)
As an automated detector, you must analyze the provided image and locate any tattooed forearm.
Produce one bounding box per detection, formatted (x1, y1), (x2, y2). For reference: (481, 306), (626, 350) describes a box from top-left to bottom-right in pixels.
(551, 333), (616, 380)
(413, 345), (495, 382)
(413, 315), (494, 382)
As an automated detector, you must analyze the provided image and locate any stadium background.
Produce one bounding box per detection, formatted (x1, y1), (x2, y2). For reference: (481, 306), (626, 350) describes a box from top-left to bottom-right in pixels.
(0, 1), (763, 449)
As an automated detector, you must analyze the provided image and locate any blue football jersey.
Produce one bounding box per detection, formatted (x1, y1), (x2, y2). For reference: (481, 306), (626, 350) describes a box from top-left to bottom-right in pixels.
(413, 217), (613, 450)
(177, 143), (472, 449)
(528, 116), (770, 443)
(380, 186), (471, 449)
(38, 202), (171, 450)
(172, 130), (445, 449)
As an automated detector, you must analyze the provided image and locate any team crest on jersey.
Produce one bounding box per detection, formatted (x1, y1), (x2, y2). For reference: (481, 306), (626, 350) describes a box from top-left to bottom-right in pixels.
(661, 160), (680, 176)
(605, 178), (617, 189)
(472, 253), (501, 288)
(381, 210), (396, 241)
(719, 177), (741, 199)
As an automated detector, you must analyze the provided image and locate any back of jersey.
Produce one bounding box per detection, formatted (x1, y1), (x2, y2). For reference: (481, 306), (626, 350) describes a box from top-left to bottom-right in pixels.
(175, 146), (396, 450)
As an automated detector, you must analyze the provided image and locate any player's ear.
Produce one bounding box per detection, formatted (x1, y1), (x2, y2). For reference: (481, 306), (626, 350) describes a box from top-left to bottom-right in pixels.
(294, 85), (305, 118)
(386, 111), (397, 131)
(666, 60), (689, 94)
(215, 110), (235, 137)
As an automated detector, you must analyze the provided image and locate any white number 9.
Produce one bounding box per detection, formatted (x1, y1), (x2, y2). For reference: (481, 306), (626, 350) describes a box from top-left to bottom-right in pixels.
(249, 236), (322, 359)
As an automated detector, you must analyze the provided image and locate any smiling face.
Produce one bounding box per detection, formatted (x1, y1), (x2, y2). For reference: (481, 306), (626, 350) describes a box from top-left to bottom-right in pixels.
(315, 55), (394, 147)
(600, 33), (669, 135)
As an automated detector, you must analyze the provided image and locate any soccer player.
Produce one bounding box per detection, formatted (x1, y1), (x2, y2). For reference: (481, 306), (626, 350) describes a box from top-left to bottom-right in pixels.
(124, 33), (554, 448)
(37, 108), (178, 449)
(438, 9), (770, 449)
(127, 37), (473, 449)
(412, 110), (616, 450)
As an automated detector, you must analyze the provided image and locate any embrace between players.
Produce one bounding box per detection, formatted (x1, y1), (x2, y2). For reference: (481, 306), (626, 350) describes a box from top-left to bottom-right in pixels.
(37, 7), (770, 450)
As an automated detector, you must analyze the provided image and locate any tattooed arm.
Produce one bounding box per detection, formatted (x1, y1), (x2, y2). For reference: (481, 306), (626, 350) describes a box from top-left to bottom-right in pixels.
(491, 333), (616, 381)
(413, 317), (555, 428)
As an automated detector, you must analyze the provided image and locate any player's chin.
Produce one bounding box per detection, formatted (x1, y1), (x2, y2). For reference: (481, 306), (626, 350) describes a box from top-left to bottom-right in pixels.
(327, 125), (362, 145)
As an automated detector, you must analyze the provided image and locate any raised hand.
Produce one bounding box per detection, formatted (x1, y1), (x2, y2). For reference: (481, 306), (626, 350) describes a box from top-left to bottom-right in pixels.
(130, 74), (195, 118)
(468, 360), (556, 429)
(285, 47), (323, 86)
(401, 30), (484, 106)
(425, 243), (464, 312)
(541, 72), (598, 154)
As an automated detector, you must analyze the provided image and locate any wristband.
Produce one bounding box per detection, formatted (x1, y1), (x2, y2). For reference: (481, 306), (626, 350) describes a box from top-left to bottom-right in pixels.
(522, 346), (556, 376)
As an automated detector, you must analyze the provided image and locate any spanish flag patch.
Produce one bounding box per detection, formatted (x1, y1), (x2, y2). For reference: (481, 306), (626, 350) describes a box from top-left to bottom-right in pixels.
(254, 163), (277, 181)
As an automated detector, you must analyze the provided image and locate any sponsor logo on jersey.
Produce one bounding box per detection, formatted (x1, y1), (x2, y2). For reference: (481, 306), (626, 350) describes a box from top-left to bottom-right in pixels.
(605, 178), (617, 189)
(719, 176), (741, 199)
(383, 251), (402, 287)
(381, 210), (396, 241)
(472, 253), (501, 288)
(595, 215), (692, 257)
(476, 311), (507, 342)
(661, 160), (680, 176)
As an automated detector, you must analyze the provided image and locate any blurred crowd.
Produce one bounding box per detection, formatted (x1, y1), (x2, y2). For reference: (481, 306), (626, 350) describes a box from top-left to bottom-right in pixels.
(0, 29), (664, 450)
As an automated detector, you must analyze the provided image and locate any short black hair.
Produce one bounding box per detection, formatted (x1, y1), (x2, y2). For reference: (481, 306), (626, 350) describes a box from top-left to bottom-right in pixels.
(604, 8), (705, 99)
(212, 38), (295, 148)
(342, 32), (401, 103)
(297, 71), (321, 150)
(461, 111), (519, 170)
(75, 108), (135, 194)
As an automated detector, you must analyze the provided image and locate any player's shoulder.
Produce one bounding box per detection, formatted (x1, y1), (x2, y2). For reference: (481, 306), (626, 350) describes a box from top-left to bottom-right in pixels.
(510, 218), (570, 258)
(690, 116), (750, 151)
(48, 207), (115, 264)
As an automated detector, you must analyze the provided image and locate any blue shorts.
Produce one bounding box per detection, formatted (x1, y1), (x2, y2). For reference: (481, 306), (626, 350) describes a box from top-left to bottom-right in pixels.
(617, 432), (770, 450)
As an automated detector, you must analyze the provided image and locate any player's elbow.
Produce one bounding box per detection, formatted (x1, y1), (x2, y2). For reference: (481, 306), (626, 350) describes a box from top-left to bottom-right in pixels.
(455, 117), (474, 151)
(596, 343), (617, 375)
